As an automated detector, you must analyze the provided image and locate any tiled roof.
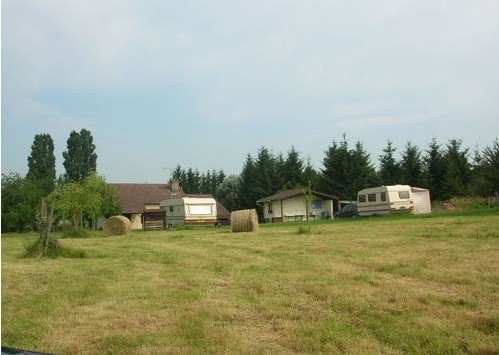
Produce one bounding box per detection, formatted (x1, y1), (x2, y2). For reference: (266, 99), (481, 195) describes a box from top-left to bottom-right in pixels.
(256, 189), (338, 204)
(109, 183), (185, 213)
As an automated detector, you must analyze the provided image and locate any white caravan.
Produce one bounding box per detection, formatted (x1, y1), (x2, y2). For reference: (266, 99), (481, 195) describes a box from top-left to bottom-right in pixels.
(357, 185), (431, 217)
(160, 197), (217, 227)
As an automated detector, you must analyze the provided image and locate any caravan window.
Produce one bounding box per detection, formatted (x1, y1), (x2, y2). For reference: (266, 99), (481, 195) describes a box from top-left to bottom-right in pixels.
(398, 191), (410, 199)
(189, 205), (213, 215)
(358, 194), (366, 203)
(380, 192), (387, 201)
(368, 193), (376, 202)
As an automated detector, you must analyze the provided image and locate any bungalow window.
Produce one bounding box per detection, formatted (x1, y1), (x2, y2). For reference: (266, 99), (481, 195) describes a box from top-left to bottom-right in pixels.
(312, 200), (322, 209)
(268, 203), (273, 213)
(368, 193), (377, 202)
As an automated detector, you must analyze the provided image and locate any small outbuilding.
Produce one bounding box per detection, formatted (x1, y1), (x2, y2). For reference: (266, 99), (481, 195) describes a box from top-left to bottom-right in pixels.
(256, 189), (339, 223)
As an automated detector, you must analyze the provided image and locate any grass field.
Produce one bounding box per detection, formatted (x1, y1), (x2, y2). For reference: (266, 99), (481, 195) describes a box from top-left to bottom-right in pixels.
(2, 211), (499, 354)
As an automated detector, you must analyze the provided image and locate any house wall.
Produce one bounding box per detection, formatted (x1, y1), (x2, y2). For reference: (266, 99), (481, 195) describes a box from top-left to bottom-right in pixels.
(262, 196), (334, 222)
(129, 213), (142, 230)
(263, 201), (282, 222)
(282, 196), (307, 221)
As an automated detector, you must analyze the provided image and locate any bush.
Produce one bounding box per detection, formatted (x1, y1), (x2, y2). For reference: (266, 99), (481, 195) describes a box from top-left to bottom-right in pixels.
(23, 236), (86, 259)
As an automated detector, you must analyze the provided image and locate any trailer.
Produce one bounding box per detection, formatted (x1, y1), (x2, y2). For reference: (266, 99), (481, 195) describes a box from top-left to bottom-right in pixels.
(160, 197), (218, 227)
(357, 185), (431, 217)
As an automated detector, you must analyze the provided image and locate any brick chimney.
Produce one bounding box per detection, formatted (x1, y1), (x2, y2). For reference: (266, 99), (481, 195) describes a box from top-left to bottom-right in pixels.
(170, 179), (180, 193)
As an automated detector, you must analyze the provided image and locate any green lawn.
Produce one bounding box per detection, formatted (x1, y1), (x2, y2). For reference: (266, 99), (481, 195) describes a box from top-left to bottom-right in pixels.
(2, 211), (499, 354)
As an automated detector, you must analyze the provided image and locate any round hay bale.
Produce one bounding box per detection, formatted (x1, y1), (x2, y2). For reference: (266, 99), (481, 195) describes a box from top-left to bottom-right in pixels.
(104, 215), (131, 236)
(231, 209), (259, 233)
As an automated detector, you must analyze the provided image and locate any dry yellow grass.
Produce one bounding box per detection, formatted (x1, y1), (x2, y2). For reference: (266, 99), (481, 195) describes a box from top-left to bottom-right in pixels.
(2, 211), (499, 354)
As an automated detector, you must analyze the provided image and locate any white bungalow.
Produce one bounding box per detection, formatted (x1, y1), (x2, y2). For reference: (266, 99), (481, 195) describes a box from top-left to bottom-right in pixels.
(256, 189), (339, 223)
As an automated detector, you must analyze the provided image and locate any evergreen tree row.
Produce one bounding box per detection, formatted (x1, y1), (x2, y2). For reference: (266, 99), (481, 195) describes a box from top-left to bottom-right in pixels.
(170, 165), (226, 196)
(234, 136), (499, 207)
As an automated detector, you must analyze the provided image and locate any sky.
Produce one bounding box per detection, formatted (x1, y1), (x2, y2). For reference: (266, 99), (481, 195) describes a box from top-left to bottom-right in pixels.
(2, 0), (499, 183)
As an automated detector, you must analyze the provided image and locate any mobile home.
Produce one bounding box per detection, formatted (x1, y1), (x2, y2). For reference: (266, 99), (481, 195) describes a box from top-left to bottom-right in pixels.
(357, 185), (431, 216)
(160, 197), (217, 227)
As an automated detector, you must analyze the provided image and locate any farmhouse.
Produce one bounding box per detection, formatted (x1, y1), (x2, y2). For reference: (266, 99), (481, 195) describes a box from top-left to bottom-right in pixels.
(109, 181), (230, 230)
(257, 189), (339, 223)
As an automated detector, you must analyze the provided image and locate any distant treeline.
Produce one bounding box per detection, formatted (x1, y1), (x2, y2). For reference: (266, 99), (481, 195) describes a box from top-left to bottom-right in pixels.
(174, 136), (499, 214)
(2, 131), (498, 232)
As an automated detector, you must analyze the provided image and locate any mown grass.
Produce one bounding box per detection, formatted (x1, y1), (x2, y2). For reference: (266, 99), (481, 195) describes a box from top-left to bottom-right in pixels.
(2, 210), (499, 354)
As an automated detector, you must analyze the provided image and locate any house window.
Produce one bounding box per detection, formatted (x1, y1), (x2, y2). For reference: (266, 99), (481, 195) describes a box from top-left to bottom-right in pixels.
(312, 200), (322, 209)
(380, 192), (387, 201)
(268, 203), (273, 213)
(368, 193), (377, 202)
(359, 194), (366, 203)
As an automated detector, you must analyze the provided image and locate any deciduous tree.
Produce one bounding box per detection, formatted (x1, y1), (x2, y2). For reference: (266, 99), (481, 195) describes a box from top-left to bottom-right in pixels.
(1, 172), (44, 232)
(27, 133), (56, 194)
(62, 129), (97, 183)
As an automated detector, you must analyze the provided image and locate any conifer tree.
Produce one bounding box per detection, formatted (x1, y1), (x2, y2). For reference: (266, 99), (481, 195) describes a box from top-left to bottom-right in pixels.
(442, 139), (470, 198)
(400, 142), (424, 187)
(378, 139), (401, 185)
(423, 138), (446, 201)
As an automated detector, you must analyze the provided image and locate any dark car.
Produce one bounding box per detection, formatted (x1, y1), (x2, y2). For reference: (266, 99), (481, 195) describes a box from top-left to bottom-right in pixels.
(335, 203), (359, 218)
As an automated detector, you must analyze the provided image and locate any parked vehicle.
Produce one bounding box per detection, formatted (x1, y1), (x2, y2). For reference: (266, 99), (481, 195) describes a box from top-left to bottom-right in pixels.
(357, 185), (431, 217)
(335, 203), (359, 218)
(160, 197), (217, 227)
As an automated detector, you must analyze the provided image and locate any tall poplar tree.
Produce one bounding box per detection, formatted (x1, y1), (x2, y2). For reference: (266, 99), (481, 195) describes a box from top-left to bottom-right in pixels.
(62, 129), (97, 183)
(27, 133), (56, 194)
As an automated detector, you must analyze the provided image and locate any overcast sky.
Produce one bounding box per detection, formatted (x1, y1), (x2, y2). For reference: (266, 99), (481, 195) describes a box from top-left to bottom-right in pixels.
(2, 0), (499, 183)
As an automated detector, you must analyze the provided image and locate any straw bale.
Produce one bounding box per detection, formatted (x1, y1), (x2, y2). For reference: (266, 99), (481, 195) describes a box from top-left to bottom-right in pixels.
(104, 215), (132, 236)
(231, 209), (259, 233)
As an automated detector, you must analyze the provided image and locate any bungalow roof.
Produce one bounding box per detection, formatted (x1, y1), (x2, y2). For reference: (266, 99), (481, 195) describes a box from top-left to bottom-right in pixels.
(256, 189), (338, 204)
